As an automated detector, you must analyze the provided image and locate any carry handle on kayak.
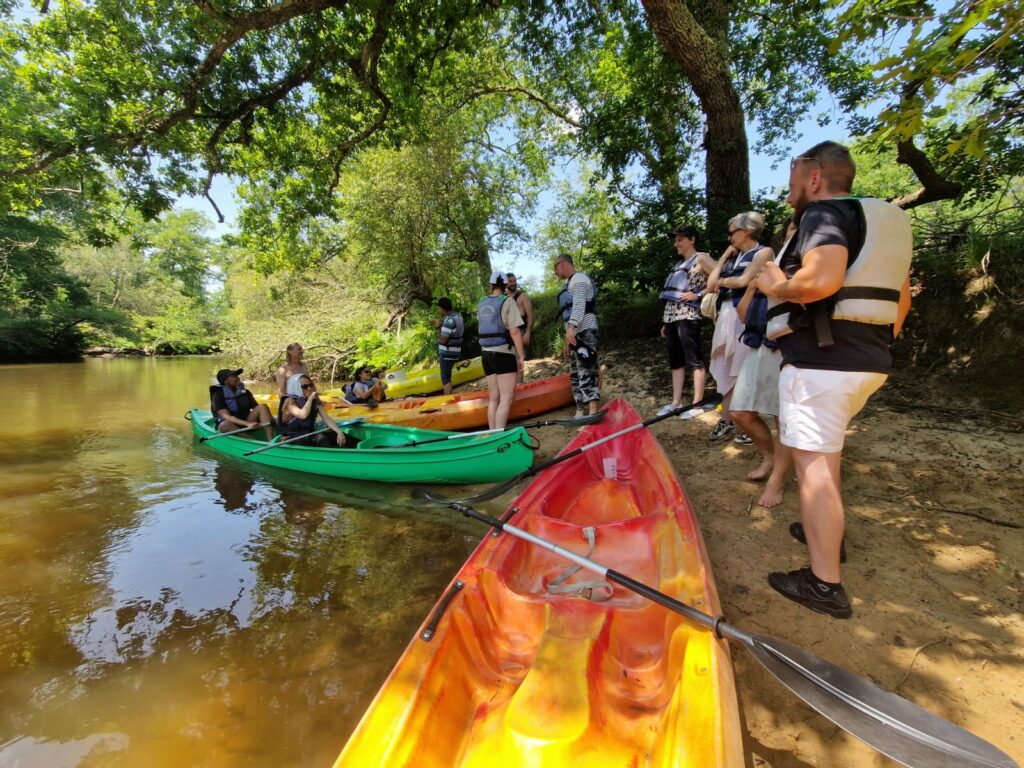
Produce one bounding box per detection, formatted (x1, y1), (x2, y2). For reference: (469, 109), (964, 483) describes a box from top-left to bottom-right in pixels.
(410, 489), (1018, 768)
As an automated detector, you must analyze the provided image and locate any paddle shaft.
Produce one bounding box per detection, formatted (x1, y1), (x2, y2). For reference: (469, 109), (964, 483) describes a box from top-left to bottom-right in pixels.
(449, 499), (719, 633)
(242, 426), (332, 455)
(378, 410), (607, 449)
(200, 423), (267, 442)
(449, 394), (722, 502)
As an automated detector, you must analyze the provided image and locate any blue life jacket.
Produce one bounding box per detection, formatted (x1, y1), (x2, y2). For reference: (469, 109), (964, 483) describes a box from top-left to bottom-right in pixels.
(210, 384), (252, 423)
(739, 293), (779, 350)
(439, 312), (464, 356)
(477, 295), (512, 348)
(659, 255), (699, 304)
(278, 395), (317, 436)
(343, 379), (378, 403)
(558, 273), (598, 323)
(721, 246), (762, 307)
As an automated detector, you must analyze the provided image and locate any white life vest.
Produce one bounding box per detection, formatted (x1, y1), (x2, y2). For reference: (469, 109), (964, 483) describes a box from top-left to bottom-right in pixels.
(766, 197), (911, 344)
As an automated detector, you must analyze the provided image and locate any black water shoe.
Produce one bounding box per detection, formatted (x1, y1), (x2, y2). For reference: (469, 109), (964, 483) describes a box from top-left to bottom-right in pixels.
(768, 566), (852, 619)
(789, 521), (847, 563)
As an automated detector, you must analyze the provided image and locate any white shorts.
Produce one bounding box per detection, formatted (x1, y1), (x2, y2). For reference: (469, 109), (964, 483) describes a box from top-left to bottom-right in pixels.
(778, 366), (887, 453)
(731, 345), (782, 416)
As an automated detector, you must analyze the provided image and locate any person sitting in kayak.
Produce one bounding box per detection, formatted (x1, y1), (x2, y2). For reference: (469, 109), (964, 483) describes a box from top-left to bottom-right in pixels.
(280, 373), (359, 448)
(343, 366), (387, 407)
(211, 368), (275, 441)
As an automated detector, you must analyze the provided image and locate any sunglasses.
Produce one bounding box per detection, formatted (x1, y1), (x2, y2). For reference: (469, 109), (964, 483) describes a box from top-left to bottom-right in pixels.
(790, 155), (820, 170)
(301, 383), (315, 390)
(728, 228), (744, 236)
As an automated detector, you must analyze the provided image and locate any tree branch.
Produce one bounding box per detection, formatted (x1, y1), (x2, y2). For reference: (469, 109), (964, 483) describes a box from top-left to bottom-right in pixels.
(891, 139), (962, 210)
(456, 85), (582, 128)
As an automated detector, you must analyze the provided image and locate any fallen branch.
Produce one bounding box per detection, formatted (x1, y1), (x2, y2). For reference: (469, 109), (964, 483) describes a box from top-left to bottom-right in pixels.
(859, 493), (1023, 530)
(897, 638), (947, 689)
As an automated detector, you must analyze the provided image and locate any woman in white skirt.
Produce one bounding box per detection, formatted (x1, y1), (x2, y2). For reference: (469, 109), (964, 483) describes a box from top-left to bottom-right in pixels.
(731, 217), (797, 507)
(706, 212), (775, 442)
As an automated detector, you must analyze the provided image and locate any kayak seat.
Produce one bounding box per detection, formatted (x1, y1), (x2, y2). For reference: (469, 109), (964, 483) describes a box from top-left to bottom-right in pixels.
(559, 479), (644, 526)
(496, 516), (662, 607)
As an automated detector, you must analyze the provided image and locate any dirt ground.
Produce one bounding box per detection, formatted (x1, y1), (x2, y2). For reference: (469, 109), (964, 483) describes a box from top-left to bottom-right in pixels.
(515, 339), (1024, 767)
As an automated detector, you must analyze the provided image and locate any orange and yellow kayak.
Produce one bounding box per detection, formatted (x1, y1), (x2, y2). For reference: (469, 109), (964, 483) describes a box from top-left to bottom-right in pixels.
(257, 374), (573, 432)
(335, 398), (743, 767)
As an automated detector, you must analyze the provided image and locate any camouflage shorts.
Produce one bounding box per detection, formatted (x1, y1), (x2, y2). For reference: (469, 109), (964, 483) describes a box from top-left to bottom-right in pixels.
(570, 329), (600, 405)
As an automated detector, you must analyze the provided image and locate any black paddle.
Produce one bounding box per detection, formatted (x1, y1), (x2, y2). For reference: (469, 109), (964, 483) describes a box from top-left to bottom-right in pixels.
(411, 489), (1018, 768)
(199, 423), (269, 442)
(374, 409), (608, 449)
(438, 394), (722, 504)
(242, 418), (365, 456)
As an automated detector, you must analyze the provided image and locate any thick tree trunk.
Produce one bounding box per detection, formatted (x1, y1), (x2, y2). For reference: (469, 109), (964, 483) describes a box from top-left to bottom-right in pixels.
(641, 0), (750, 243)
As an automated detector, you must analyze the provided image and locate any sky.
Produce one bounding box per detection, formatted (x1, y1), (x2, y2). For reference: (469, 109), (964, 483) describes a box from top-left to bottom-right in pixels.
(178, 106), (847, 288)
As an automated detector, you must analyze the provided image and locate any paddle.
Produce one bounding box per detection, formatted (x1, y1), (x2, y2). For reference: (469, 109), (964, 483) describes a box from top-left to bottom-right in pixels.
(242, 418), (365, 456)
(411, 489), (1017, 768)
(199, 423), (270, 442)
(373, 409), (609, 449)
(439, 393), (722, 504)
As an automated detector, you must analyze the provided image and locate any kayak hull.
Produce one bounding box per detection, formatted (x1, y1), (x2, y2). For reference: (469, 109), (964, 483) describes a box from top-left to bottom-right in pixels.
(258, 374), (574, 431)
(384, 357), (485, 398)
(335, 398), (743, 766)
(189, 410), (534, 484)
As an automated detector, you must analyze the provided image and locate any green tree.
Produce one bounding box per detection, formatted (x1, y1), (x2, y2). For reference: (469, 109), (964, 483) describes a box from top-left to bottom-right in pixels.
(0, 215), (120, 360)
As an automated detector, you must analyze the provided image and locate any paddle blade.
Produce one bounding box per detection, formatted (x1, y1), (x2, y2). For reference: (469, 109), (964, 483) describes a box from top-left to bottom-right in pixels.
(410, 488), (434, 503)
(676, 392), (723, 419)
(741, 631), (1017, 768)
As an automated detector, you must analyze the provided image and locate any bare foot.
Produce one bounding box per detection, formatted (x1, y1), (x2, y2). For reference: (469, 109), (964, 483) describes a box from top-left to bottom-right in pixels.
(758, 480), (784, 508)
(746, 457), (774, 481)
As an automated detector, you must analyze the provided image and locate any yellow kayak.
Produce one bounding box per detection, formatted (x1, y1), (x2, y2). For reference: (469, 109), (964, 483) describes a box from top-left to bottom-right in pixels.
(335, 399), (743, 767)
(383, 357), (485, 398)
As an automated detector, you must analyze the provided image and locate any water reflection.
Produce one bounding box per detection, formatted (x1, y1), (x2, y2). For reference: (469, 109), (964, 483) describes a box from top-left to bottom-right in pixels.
(0, 358), (482, 767)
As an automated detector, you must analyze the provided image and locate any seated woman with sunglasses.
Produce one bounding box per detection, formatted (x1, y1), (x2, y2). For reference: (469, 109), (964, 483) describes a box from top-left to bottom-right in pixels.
(279, 373), (359, 448)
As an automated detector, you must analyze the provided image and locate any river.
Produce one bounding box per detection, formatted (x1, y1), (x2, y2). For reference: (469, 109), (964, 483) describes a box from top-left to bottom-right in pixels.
(0, 356), (481, 767)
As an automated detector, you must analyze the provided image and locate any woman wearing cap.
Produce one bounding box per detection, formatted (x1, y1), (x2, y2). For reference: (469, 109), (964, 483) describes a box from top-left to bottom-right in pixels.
(477, 270), (526, 429)
(658, 225), (716, 417)
(275, 342), (308, 396)
(279, 373), (357, 447)
(705, 212), (775, 442)
(211, 369), (275, 441)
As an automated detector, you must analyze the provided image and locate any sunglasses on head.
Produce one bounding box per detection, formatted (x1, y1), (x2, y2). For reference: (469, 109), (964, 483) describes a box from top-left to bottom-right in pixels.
(790, 155), (820, 170)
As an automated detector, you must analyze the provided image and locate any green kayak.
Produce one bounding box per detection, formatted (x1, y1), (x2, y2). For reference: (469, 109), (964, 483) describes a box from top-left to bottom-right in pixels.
(188, 409), (535, 484)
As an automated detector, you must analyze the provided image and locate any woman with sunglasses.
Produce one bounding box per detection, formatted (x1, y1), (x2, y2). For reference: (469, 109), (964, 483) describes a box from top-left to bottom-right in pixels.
(279, 373), (357, 448)
(705, 212), (776, 442)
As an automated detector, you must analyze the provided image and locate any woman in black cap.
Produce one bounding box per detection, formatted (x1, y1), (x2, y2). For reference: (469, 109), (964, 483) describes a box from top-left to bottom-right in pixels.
(211, 369), (275, 441)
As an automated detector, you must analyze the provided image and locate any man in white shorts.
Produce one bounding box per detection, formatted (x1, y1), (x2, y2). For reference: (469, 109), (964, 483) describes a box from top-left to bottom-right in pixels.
(755, 141), (912, 619)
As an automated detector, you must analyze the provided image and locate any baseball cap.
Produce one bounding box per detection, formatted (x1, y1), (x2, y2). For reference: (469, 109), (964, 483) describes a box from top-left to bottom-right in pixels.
(488, 270), (506, 286)
(216, 368), (243, 384)
(668, 224), (700, 240)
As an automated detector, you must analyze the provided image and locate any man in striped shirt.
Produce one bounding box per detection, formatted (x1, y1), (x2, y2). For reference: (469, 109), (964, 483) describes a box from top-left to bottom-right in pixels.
(554, 254), (600, 416)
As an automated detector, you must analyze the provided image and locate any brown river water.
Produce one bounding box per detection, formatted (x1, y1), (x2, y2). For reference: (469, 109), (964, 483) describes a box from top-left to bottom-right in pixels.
(0, 357), (481, 767)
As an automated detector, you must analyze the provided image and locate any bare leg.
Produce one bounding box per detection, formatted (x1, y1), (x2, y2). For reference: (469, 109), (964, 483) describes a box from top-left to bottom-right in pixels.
(691, 367), (706, 404)
(721, 388), (735, 424)
(670, 367), (684, 406)
(587, 399), (599, 415)
(443, 382), (453, 395)
(759, 429), (790, 508)
(486, 374), (500, 430)
(733, 410), (774, 478)
(254, 403), (275, 441)
(493, 372), (518, 429)
(791, 447), (845, 583)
